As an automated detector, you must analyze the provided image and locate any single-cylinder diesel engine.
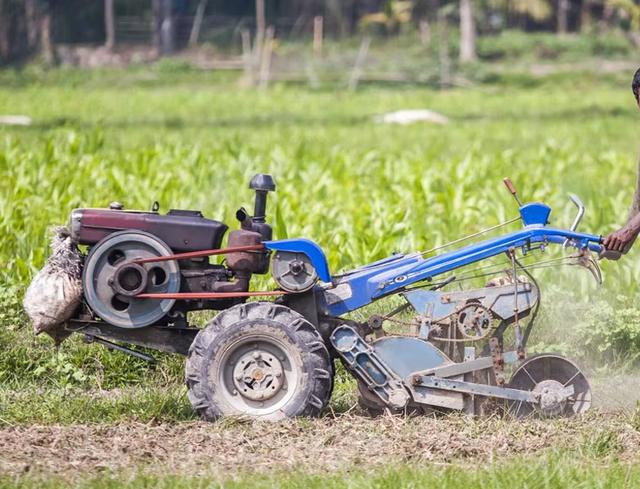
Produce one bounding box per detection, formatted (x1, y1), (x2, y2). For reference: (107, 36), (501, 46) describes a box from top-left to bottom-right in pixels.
(73, 174), (276, 329)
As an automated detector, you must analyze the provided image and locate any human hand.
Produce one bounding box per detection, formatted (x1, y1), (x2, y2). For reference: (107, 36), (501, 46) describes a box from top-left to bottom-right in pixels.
(603, 225), (638, 253)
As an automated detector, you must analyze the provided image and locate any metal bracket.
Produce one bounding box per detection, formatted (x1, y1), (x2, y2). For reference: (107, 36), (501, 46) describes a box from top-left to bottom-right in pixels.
(85, 335), (156, 362)
(330, 325), (410, 409)
(410, 350), (519, 379)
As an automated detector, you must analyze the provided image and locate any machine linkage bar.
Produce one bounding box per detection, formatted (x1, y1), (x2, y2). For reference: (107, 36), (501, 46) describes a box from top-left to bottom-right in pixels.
(412, 351), (519, 378)
(69, 320), (198, 355)
(411, 375), (574, 404)
(85, 335), (157, 362)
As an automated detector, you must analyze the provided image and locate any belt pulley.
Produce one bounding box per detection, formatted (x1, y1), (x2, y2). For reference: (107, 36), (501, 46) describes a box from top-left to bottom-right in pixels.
(82, 230), (180, 328)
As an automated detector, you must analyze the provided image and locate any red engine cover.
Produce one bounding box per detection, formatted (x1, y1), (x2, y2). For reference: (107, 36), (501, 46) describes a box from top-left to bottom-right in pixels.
(70, 208), (228, 252)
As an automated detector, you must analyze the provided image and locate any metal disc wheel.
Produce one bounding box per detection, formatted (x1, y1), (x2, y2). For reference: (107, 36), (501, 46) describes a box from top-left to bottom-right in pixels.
(507, 353), (591, 418)
(82, 230), (180, 328)
(185, 302), (333, 421)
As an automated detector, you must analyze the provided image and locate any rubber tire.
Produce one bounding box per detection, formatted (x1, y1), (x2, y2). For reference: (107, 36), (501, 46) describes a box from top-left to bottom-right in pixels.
(185, 302), (333, 421)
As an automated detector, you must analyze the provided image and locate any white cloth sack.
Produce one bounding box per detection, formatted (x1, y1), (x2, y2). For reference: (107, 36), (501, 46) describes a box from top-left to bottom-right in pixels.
(23, 227), (83, 338)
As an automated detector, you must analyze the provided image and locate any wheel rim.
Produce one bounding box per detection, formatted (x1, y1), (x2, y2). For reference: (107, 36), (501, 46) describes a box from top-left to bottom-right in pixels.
(507, 354), (591, 418)
(216, 334), (300, 416)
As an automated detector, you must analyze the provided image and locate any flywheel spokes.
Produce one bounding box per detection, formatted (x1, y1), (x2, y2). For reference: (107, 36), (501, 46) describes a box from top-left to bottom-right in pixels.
(507, 353), (591, 418)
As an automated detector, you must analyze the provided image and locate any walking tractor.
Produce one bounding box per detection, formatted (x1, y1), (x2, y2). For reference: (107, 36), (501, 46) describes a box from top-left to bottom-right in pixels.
(26, 174), (615, 420)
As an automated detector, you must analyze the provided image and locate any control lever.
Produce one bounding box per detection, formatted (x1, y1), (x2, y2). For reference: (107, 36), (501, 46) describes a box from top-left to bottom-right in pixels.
(563, 194), (586, 248)
(503, 177), (523, 207)
(576, 249), (603, 284)
(568, 194), (585, 232)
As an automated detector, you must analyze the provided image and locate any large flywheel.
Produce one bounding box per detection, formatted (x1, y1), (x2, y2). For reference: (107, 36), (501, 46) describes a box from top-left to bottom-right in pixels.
(82, 230), (180, 328)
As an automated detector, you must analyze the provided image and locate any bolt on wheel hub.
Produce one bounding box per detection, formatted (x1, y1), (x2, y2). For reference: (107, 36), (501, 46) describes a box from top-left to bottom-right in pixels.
(533, 379), (566, 416)
(232, 349), (285, 401)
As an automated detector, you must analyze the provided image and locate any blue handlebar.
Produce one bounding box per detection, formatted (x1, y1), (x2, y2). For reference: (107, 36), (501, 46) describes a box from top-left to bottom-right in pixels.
(324, 226), (603, 316)
(268, 198), (604, 317)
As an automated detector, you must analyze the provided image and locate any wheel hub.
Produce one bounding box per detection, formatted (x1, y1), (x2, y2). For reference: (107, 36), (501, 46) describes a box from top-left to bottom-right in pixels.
(232, 349), (284, 401)
(533, 379), (566, 416)
(111, 262), (148, 296)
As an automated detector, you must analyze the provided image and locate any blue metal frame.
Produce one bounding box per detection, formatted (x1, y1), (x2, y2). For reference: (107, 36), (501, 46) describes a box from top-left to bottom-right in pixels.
(263, 238), (332, 282)
(266, 201), (603, 317)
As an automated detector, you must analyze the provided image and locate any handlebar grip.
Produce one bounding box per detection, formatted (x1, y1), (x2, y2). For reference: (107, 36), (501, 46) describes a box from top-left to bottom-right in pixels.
(503, 177), (517, 195)
(599, 249), (622, 261)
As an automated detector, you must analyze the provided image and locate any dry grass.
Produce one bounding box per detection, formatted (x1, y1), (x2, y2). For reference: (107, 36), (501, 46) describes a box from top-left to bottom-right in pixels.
(1, 410), (638, 481)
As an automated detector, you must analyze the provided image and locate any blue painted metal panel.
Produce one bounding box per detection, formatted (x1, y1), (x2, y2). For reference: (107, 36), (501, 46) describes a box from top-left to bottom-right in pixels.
(404, 284), (538, 320)
(519, 203), (551, 227)
(327, 255), (424, 316)
(336, 253), (407, 276)
(373, 337), (449, 378)
(264, 238), (332, 282)
(403, 290), (458, 318)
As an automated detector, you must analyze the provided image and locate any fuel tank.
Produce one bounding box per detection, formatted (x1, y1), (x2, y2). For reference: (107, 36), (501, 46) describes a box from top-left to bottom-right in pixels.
(69, 207), (228, 252)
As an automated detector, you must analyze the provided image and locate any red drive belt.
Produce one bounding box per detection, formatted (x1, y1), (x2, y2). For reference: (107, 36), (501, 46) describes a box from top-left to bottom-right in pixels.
(131, 243), (287, 300)
(136, 291), (286, 299)
(132, 244), (266, 264)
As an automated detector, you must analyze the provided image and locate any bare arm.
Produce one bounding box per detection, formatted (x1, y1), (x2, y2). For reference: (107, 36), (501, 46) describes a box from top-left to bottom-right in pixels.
(604, 155), (640, 252)
(628, 155), (640, 223)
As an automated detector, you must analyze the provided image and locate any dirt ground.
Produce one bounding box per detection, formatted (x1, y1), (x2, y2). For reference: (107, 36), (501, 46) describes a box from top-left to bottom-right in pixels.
(1, 373), (638, 481)
(1, 411), (638, 481)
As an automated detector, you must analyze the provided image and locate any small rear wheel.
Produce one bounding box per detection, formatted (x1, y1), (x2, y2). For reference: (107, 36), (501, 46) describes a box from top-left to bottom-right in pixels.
(186, 302), (333, 421)
(507, 353), (591, 418)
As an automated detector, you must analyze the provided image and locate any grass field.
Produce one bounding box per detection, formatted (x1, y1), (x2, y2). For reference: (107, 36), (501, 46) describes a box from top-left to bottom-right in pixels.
(1, 64), (640, 486)
(3, 454), (639, 489)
